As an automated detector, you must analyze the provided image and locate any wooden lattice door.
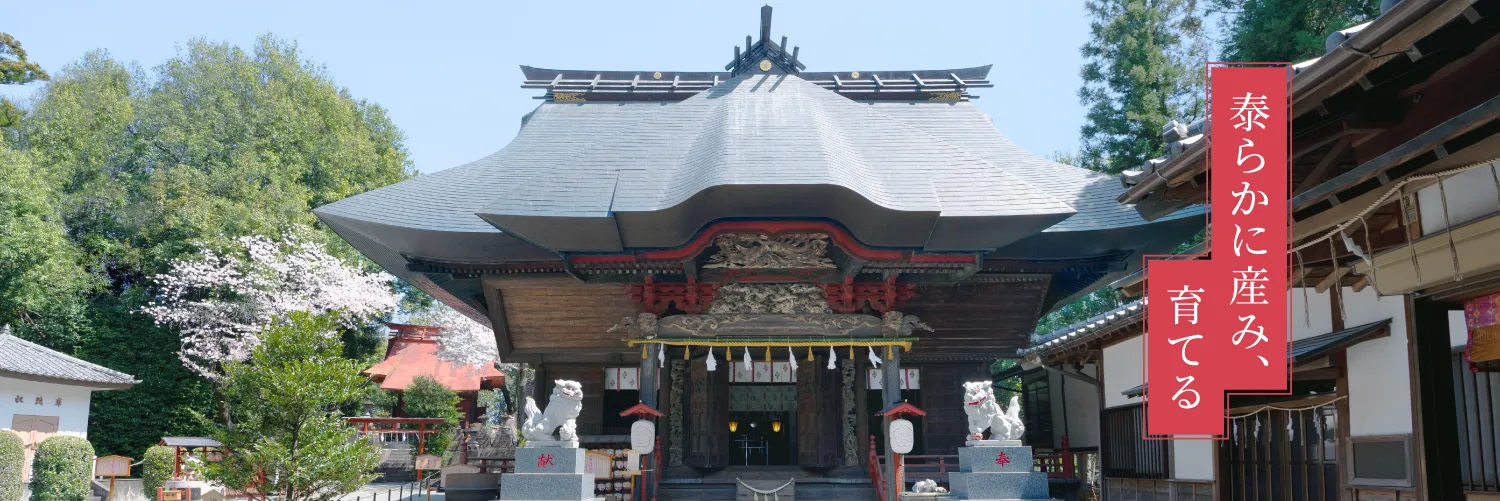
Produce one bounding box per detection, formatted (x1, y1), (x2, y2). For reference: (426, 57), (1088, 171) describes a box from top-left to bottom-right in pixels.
(687, 359), (729, 468)
(1220, 406), (1339, 501)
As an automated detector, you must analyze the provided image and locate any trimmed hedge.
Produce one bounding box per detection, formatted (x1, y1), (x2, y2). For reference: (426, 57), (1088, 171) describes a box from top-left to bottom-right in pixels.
(28, 436), (93, 501)
(141, 446), (175, 497)
(0, 432), (23, 501)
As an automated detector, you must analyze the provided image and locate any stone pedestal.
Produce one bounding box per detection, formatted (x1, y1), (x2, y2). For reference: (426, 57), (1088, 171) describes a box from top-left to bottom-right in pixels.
(946, 444), (1055, 501)
(498, 447), (602, 501)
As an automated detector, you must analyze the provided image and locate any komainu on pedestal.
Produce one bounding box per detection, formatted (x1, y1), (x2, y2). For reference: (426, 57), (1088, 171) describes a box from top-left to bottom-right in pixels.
(501, 380), (601, 501)
(521, 379), (584, 447)
(945, 381), (1055, 501)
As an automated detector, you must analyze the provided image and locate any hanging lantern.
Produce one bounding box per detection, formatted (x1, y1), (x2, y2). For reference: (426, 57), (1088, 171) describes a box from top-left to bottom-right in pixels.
(729, 420), (739, 433)
(772, 421), (782, 433)
(630, 420), (656, 454)
(889, 418), (915, 454)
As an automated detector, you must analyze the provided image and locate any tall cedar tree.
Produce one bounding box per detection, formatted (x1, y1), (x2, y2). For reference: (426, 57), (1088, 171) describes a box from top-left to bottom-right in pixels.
(1214, 0), (1383, 63)
(1078, 0), (1208, 174)
(8, 35), (413, 458)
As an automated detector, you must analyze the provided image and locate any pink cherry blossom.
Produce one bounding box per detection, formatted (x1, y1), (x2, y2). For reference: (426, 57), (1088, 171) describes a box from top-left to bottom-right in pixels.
(142, 233), (400, 379)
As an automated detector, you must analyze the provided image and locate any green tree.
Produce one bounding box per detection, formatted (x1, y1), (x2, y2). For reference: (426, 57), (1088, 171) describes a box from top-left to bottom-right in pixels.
(141, 445), (176, 497)
(28, 436), (94, 501)
(7, 35), (414, 457)
(1049, 150), (1082, 167)
(0, 431), (22, 501)
(1213, 0), (1382, 63)
(400, 375), (462, 457)
(1078, 0), (1207, 174)
(206, 312), (379, 501)
(0, 145), (96, 348)
(1034, 288), (1128, 339)
(0, 33), (49, 128)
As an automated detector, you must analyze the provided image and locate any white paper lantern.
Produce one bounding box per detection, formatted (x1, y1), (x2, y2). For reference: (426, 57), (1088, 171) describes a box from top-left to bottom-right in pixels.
(889, 418), (915, 454)
(630, 420), (656, 454)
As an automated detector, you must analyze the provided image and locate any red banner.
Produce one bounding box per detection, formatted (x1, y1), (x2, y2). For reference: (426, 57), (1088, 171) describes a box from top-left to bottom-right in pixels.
(1146, 65), (1291, 438)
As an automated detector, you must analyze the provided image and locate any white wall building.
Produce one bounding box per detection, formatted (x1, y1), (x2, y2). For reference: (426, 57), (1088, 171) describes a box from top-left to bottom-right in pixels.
(0, 327), (138, 478)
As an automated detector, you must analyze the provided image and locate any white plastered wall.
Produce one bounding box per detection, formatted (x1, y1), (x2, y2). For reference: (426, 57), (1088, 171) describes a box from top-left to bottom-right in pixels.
(1324, 287), (1414, 436)
(1416, 162), (1500, 236)
(1102, 335), (1143, 409)
(0, 377), (96, 438)
(1449, 310), (1469, 348)
(1172, 440), (1215, 480)
(1046, 364), (1101, 450)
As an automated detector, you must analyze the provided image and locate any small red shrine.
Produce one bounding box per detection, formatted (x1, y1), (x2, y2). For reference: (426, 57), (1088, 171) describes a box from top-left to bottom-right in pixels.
(363, 324), (506, 423)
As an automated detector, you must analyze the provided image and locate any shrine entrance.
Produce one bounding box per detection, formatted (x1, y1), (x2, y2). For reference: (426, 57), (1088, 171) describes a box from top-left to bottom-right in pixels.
(728, 362), (797, 466)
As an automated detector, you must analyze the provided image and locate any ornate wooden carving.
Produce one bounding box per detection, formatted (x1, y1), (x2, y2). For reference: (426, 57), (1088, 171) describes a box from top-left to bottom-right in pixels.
(626, 277), (720, 314)
(819, 277), (918, 314)
(796, 357), (843, 468)
(687, 359), (729, 468)
(668, 360), (685, 466)
(841, 361), (858, 466)
(708, 284), (831, 315)
(658, 314), (881, 337)
(703, 233), (837, 269)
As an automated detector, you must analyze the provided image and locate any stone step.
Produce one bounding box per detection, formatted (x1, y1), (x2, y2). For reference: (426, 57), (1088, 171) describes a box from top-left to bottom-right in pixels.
(657, 482), (877, 501)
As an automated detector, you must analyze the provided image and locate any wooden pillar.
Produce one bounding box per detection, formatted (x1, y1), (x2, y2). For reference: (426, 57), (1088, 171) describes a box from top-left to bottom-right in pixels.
(641, 344), (660, 409)
(882, 346), (903, 501)
(532, 363), (549, 402)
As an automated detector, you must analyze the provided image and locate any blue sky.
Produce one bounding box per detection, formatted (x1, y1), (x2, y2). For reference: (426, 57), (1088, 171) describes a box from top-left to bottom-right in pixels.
(5, 1), (1093, 174)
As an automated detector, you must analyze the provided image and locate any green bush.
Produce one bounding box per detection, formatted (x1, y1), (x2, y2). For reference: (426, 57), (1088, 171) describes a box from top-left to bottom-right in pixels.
(401, 375), (461, 457)
(0, 431), (24, 501)
(141, 446), (176, 497)
(28, 436), (93, 501)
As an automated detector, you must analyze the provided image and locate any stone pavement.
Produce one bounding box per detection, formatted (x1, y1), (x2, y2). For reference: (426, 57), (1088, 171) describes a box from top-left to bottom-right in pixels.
(338, 482), (444, 501)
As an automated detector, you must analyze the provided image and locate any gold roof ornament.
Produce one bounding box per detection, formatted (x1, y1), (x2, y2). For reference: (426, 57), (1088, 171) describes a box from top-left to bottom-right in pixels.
(653, 72), (662, 79)
(760, 59), (773, 72)
(851, 71), (860, 79)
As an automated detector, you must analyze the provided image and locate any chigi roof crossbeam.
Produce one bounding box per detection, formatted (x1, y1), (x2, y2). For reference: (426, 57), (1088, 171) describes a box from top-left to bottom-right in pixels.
(725, 5), (804, 76)
(519, 5), (994, 103)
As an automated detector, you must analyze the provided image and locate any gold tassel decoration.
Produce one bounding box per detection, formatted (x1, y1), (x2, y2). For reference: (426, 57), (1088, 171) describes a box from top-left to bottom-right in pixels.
(849, 345), (854, 360)
(886, 345), (893, 359)
(684, 345), (690, 360)
(807, 346), (815, 361)
(765, 345), (772, 362)
(642, 344), (649, 360)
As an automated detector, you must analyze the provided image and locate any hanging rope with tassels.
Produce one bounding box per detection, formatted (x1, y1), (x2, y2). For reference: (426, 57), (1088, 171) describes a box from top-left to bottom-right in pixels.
(1287, 156), (1500, 287)
(1437, 176), (1464, 282)
(736, 478), (794, 501)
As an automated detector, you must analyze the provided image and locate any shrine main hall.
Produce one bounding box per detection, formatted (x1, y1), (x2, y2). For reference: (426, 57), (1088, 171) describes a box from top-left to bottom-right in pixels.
(315, 6), (1199, 481)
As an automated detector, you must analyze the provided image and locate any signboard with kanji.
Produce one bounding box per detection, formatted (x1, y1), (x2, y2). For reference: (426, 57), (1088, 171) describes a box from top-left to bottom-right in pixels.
(1146, 64), (1292, 438)
(95, 455), (132, 477)
(414, 454), (442, 470)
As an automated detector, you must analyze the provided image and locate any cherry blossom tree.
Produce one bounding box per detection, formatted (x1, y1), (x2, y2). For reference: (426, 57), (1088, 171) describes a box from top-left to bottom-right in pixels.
(142, 233), (400, 379)
(407, 303), (499, 367)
